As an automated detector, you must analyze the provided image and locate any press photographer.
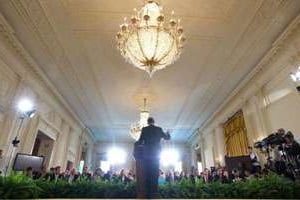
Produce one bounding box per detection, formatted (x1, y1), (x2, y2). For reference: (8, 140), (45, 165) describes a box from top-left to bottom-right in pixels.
(254, 129), (300, 179)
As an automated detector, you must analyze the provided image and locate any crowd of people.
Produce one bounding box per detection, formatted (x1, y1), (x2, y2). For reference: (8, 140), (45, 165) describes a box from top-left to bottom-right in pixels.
(22, 161), (273, 186)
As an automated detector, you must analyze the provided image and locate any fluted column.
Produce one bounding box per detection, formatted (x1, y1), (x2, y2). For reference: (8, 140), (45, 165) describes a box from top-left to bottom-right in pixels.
(52, 121), (70, 169)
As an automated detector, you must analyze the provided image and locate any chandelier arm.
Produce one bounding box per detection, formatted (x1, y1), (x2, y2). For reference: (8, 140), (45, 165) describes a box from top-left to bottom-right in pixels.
(152, 27), (160, 60)
(136, 30), (148, 60)
(156, 35), (176, 63)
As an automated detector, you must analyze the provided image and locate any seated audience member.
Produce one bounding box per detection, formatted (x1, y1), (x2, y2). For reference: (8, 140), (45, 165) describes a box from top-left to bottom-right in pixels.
(232, 169), (242, 182)
(174, 171), (180, 182)
(51, 166), (63, 182)
(124, 170), (134, 184)
(119, 169), (126, 182)
(67, 168), (79, 183)
(33, 165), (47, 180)
(25, 167), (33, 178)
(0, 149), (3, 175)
(93, 168), (103, 181)
(158, 169), (166, 186)
(222, 169), (231, 183)
(190, 166), (197, 184)
(166, 171), (174, 183)
(202, 168), (212, 183)
(248, 146), (261, 173)
(81, 166), (92, 181)
(103, 170), (112, 181)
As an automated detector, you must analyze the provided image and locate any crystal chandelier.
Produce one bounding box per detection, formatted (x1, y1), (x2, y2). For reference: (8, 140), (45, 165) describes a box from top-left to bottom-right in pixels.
(130, 98), (150, 141)
(116, 0), (185, 77)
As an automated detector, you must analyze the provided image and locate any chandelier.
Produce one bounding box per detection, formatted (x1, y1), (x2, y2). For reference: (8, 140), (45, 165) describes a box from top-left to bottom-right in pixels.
(130, 98), (150, 141)
(116, 0), (185, 77)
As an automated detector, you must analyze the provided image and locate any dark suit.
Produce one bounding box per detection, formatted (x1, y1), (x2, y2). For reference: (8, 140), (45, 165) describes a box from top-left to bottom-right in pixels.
(136, 124), (170, 198)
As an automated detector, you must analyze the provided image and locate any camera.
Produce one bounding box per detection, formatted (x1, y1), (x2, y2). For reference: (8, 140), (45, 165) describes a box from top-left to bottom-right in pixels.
(254, 132), (285, 150)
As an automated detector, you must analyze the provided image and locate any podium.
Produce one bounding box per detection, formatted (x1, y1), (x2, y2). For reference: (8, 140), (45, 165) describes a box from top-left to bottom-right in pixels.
(134, 143), (147, 198)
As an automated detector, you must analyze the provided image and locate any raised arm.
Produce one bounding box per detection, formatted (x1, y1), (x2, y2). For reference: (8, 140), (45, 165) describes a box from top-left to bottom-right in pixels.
(160, 128), (171, 140)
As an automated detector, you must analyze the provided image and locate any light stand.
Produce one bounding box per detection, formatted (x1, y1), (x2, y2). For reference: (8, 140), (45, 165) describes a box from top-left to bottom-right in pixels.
(4, 99), (36, 176)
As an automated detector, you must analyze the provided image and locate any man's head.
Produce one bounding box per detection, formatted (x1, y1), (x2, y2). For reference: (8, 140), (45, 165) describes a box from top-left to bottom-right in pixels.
(277, 128), (285, 135)
(248, 146), (253, 153)
(26, 167), (33, 177)
(284, 131), (294, 144)
(147, 117), (155, 125)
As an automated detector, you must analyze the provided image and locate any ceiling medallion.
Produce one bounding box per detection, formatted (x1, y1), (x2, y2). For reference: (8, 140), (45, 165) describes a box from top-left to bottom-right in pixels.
(130, 98), (149, 141)
(116, 0), (185, 77)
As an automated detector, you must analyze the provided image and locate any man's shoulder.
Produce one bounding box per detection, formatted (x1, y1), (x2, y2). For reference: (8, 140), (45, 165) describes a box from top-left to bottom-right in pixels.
(144, 125), (162, 130)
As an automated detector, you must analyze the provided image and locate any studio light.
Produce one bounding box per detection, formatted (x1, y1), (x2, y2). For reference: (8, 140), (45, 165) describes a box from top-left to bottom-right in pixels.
(107, 147), (127, 165)
(17, 98), (36, 118)
(17, 98), (34, 113)
(160, 149), (179, 166)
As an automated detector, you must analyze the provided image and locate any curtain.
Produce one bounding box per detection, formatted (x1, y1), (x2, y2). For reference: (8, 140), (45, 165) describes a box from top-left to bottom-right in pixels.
(223, 110), (248, 157)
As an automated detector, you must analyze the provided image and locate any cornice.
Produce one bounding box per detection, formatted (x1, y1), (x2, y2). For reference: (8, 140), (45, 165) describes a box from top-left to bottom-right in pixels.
(0, 11), (95, 141)
(195, 12), (300, 137)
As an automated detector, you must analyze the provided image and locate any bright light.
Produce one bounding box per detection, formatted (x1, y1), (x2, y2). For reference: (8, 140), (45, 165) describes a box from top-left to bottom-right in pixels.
(290, 67), (300, 82)
(78, 160), (84, 174)
(17, 98), (34, 113)
(174, 161), (182, 172)
(160, 149), (179, 166)
(100, 161), (110, 173)
(107, 147), (126, 165)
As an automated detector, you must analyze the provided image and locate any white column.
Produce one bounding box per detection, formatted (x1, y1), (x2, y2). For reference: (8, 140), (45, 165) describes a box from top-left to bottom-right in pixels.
(203, 131), (215, 168)
(214, 125), (225, 166)
(52, 121), (70, 169)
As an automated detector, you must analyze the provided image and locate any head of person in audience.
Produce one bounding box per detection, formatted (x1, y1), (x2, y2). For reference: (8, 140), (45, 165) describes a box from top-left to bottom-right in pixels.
(217, 168), (223, 177)
(284, 131), (295, 144)
(277, 128), (285, 136)
(247, 146), (254, 154)
(94, 168), (102, 176)
(70, 168), (76, 176)
(83, 166), (88, 174)
(55, 166), (61, 175)
(25, 166), (33, 177)
(223, 169), (229, 178)
(50, 167), (55, 174)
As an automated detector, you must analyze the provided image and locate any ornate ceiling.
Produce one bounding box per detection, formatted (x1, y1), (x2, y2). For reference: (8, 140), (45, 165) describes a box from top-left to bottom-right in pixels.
(0, 0), (299, 142)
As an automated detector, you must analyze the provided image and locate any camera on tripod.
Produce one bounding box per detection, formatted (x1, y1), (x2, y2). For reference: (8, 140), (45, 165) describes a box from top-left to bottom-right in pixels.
(254, 132), (285, 150)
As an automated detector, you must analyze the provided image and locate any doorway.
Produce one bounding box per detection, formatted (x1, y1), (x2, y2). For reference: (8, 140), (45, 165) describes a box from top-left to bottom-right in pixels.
(32, 131), (54, 168)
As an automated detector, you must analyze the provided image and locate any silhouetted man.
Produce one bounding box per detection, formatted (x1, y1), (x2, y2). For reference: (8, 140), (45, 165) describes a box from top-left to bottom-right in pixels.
(136, 117), (170, 198)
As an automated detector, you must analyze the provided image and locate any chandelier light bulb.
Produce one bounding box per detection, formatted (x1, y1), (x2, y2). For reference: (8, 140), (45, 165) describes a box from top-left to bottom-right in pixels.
(116, 0), (185, 77)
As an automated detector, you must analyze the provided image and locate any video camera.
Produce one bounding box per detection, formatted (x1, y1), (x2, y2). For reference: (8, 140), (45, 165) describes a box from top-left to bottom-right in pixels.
(254, 132), (285, 150)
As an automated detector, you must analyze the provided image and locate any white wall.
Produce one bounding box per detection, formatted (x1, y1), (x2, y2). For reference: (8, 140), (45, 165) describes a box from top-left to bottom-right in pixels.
(264, 79), (300, 141)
